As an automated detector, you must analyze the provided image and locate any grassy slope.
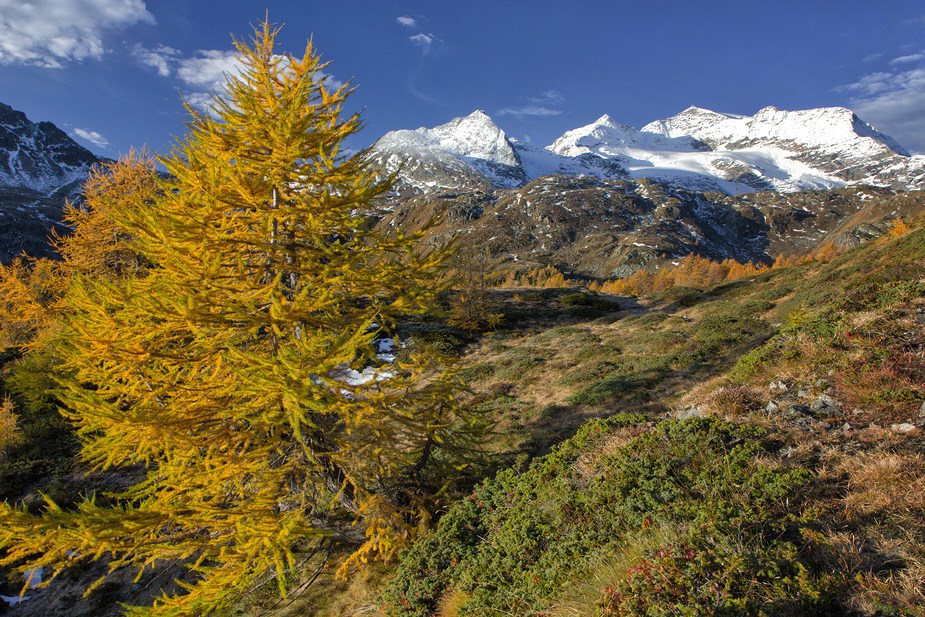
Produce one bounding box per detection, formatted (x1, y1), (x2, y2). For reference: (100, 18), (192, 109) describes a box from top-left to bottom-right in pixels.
(3, 224), (924, 616)
(358, 225), (925, 616)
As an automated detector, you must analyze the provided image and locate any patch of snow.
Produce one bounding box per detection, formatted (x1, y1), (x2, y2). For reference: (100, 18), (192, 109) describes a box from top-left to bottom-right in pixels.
(1, 566), (44, 607)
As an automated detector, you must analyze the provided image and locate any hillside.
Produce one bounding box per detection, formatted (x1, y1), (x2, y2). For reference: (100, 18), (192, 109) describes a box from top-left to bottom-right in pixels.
(4, 209), (923, 616)
(373, 176), (925, 278)
(278, 214), (925, 617)
(0, 95), (923, 617)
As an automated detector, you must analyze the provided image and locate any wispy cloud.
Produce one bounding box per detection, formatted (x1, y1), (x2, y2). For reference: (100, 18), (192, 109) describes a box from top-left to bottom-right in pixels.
(132, 43), (179, 76)
(397, 16), (416, 28)
(841, 58), (925, 154)
(409, 33), (440, 55)
(497, 106), (563, 118)
(529, 90), (565, 106)
(0, 0), (153, 68)
(890, 52), (925, 66)
(72, 128), (109, 149)
(497, 90), (566, 119)
(132, 45), (343, 113)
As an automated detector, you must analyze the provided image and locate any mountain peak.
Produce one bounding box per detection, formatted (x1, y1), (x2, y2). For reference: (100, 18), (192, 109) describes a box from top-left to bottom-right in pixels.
(643, 105), (911, 156)
(0, 100), (99, 192)
(429, 111), (519, 166)
(372, 103), (924, 198)
(466, 109), (493, 121)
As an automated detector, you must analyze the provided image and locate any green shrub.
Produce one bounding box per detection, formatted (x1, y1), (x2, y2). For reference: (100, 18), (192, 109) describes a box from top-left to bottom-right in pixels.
(658, 286), (705, 308)
(561, 292), (593, 306)
(383, 417), (827, 617)
(408, 328), (469, 355)
(566, 371), (648, 406)
(457, 362), (495, 383)
(560, 292), (620, 314)
(560, 360), (622, 387)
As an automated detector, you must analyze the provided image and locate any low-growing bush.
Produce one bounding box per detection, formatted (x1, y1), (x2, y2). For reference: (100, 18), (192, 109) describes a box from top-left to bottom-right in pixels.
(566, 371), (649, 406)
(456, 362), (495, 384)
(407, 328), (470, 355)
(383, 417), (828, 617)
(560, 360), (622, 387)
(561, 292), (593, 307)
(560, 292), (620, 314)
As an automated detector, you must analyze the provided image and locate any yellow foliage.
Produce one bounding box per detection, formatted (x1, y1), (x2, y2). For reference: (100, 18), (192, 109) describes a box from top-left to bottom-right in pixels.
(0, 258), (60, 351)
(889, 218), (911, 238)
(0, 153), (156, 355)
(0, 22), (481, 617)
(55, 149), (156, 281)
(0, 395), (20, 458)
(447, 245), (502, 331)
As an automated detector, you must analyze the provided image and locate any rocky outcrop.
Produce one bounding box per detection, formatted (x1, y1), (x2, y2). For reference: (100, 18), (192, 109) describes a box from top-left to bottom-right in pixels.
(0, 102), (103, 262)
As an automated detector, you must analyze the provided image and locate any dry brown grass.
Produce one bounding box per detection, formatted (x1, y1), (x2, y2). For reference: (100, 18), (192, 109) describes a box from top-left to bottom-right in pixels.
(703, 384), (762, 418)
(842, 453), (925, 522)
(813, 450), (925, 616)
(574, 425), (651, 480)
(435, 587), (470, 617)
(270, 559), (391, 617)
(677, 374), (730, 408)
(546, 525), (680, 617)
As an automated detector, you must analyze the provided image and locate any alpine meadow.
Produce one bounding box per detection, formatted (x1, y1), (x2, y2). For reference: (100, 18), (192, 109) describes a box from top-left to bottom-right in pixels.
(1, 11), (925, 617)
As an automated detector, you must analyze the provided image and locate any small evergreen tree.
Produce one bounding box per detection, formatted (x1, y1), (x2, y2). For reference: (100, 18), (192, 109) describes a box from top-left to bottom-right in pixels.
(0, 395), (20, 459)
(447, 240), (501, 331)
(0, 23), (479, 617)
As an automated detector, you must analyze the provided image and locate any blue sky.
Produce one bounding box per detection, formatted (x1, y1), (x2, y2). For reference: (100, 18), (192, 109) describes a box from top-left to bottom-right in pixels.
(1, 0), (924, 157)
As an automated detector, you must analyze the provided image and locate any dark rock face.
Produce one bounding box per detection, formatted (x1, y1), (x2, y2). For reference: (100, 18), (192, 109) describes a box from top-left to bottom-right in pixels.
(0, 102), (102, 263)
(0, 103), (99, 192)
(375, 176), (925, 278)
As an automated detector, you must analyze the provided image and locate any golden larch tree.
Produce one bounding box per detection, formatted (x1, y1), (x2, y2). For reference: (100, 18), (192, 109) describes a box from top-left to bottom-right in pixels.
(0, 22), (480, 617)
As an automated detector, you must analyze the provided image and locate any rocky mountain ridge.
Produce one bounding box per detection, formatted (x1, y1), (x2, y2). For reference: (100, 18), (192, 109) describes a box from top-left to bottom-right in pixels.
(1, 99), (923, 275)
(0, 103), (99, 193)
(0, 102), (103, 262)
(373, 176), (924, 278)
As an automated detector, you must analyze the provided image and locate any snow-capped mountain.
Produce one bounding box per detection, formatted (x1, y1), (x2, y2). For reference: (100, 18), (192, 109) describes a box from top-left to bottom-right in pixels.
(368, 106), (925, 277)
(640, 105), (923, 190)
(368, 110), (526, 194)
(0, 102), (102, 263)
(369, 106), (925, 196)
(0, 103), (99, 194)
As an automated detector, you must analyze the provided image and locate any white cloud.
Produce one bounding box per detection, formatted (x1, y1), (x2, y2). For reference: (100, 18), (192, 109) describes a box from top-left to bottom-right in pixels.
(890, 52), (925, 65)
(397, 16), (416, 28)
(131, 43), (179, 76)
(528, 90), (565, 106)
(498, 90), (566, 119)
(133, 46), (344, 113)
(72, 128), (109, 149)
(409, 33), (436, 55)
(843, 63), (925, 154)
(0, 0), (153, 67)
(496, 106), (563, 118)
(175, 50), (244, 90)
